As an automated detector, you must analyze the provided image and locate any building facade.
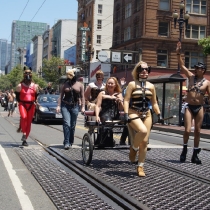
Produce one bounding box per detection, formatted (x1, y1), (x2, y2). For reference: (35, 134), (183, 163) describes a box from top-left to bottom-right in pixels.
(32, 35), (43, 74)
(51, 19), (77, 59)
(0, 39), (10, 72)
(25, 42), (33, 69)
(111, 0), (210, 82)
(42, 28), (53, 61)
(10, 20), (49, 72)
(64, 45), (76, 65)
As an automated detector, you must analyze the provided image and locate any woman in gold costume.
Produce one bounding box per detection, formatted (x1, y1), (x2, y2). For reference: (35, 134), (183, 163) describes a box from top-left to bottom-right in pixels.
(124, 61), (163, 177)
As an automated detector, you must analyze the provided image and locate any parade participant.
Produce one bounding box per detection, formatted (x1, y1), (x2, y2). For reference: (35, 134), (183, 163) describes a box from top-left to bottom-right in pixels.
(84, 70), (105, 111)
(56, 69), (85, 150)
(7, 89), (16, 117)
(176, 41), (210, 164)
(15, 67), (39, 146)
(95, 77), (124, 123)
(95, 77), (123, 147)
(124, 61), (163, 177)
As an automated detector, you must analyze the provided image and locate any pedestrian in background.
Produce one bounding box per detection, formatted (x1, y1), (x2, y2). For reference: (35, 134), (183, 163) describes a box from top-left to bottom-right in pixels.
(7, 89), (16, 117)
(56, 69), (85, 150)
(15, 67), (39, 146)
(4, 91), (9, 111)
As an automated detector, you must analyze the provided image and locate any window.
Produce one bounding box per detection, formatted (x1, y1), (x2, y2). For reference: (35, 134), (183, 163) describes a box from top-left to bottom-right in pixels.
(97, 20), (102, 29)
(89, 6), (91, 16)
(134, 0), (140, 12)
(185, 52), (204, 69)
(186, 0), (206, 15)
(125, 3), (131, 18)
(124, 27), (131, 41)
(114, 27), (120, 45)
(185, 25), (206, 39)
(133, 18), (140, 38)
(115, 5), (120, 22)
(158, 22), (169, 36)
(97, 35), (101, 44)
(159, 0), (170, 11)
(157, 50), (167, 67)
(98, 4), (102, 14)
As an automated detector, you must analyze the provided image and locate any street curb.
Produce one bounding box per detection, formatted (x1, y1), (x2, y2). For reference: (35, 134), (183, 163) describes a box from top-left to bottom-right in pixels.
(152, 126), (209, 139)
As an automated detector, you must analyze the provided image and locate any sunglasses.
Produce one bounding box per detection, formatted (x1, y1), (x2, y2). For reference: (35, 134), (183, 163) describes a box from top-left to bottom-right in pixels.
(137, 67), (149, 73)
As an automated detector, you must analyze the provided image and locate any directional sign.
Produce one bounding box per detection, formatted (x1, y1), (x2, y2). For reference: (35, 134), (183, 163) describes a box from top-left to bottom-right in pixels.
(123, 53), (132, 63)
(111, 52), (121, 62)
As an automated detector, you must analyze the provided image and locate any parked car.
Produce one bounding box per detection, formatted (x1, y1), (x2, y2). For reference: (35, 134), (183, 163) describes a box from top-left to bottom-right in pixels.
(33, 94), (62, 124)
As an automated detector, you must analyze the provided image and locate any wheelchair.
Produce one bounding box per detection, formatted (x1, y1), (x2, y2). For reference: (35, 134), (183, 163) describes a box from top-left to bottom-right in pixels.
(81, 110), (128, 165)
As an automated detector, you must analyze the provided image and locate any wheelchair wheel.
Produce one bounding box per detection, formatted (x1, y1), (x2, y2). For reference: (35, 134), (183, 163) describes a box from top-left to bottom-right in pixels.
(82, 133), (93, 165)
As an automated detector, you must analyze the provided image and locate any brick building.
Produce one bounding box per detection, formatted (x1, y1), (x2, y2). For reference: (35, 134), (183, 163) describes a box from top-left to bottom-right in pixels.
(110, 0), (210, 83)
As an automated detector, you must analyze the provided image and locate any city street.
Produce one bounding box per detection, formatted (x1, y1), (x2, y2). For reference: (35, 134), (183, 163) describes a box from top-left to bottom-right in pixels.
(1, 106), (210, 209)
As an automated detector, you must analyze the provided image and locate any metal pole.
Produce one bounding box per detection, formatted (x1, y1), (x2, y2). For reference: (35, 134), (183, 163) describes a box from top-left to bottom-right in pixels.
(177, 7), (184, 74)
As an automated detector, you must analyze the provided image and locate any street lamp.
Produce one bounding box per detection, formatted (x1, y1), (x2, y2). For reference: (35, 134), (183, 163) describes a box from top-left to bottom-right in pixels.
(85, 44), (94, 88)
(172, 1), (190, 73)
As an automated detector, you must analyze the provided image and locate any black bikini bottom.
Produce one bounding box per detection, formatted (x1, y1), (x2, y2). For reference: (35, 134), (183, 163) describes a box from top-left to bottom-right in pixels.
(187, 105), (202, 117)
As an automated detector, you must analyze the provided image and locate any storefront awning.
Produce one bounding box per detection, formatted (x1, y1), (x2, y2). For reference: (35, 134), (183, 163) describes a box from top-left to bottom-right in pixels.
(148, 73), (186, 83)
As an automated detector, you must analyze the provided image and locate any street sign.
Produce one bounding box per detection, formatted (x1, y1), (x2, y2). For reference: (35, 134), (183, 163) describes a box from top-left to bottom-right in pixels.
(111, 52), (121, 63)
(98, 51), (108, 62)
(123, 53), (132, 63)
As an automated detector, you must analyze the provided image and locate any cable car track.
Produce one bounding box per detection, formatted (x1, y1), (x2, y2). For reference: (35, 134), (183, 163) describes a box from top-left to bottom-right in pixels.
(6, 117), (210, 209)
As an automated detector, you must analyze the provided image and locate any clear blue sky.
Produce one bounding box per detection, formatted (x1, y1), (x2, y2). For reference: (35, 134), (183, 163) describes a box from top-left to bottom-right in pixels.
(0, 0), (78, 41)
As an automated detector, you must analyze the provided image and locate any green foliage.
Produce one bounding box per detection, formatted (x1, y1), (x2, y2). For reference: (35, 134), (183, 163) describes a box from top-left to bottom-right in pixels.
(42, 56), (66, 87)
(198, 36), (210, 56)
(32, 73), (47, 88)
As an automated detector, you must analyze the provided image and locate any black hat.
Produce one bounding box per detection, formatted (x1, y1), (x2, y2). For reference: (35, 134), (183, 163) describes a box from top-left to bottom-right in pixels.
(194, 62), (206, 70)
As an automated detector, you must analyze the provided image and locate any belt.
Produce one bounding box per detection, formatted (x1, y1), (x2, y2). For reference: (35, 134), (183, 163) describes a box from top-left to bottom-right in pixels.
(62, 100), (76, 106)
(129, 108), (149, 118)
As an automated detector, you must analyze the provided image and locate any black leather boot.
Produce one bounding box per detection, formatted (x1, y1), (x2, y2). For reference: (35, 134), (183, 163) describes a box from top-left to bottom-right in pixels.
(191, 148), (202, 164)
(180, 145), (187, 162)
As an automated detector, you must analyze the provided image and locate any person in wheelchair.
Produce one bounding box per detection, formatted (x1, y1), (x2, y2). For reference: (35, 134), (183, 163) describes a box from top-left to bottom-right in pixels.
(124, 61), (163, 177)
(95, 77), (124, 146)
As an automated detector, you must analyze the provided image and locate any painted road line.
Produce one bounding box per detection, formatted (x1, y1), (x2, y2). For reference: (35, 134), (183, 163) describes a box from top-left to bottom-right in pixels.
(0, 145), (34, 210)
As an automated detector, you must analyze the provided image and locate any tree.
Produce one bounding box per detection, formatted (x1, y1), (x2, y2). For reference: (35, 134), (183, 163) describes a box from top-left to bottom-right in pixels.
(198, 36), (210, 56)
(42, 56), (66, 88)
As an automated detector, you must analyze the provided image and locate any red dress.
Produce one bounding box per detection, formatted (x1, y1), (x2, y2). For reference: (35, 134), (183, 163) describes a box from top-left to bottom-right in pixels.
(19, 83), (36, 138)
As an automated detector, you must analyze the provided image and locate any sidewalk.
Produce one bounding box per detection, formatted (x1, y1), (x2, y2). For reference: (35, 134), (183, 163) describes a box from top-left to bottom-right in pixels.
(153, 124), (210, 139)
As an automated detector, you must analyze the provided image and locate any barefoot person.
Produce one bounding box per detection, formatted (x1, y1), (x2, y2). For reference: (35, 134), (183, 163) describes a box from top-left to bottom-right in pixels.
(176, 41), (210, 164)
(124, 61), (163, 177)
